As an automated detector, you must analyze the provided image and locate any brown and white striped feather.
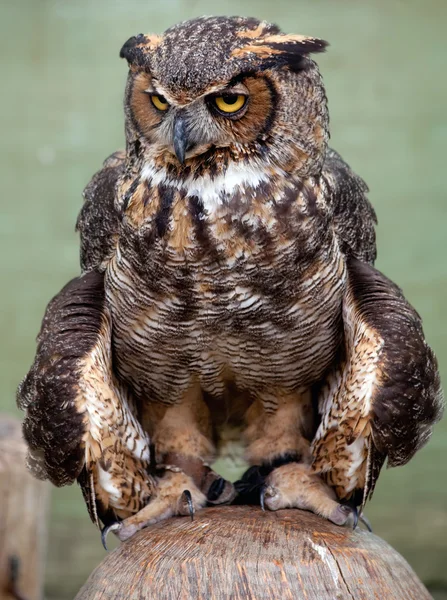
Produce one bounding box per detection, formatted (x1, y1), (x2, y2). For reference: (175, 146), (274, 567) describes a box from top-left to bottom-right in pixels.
(105, 169), (346, 416)
(76, 307), (153, 521)
(311, 286), (384, 501)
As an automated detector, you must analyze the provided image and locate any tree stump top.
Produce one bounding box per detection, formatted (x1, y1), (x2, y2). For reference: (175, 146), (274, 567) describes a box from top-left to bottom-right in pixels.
(76, 505), (429, 600)
(0, 415), (49, 600)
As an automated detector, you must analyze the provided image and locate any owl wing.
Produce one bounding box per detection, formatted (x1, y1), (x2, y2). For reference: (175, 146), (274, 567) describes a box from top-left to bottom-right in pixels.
(18, 155), (154, 526)
(76, 150), (125, 272)
(312, 153), (444, 504)
(322, 147), (377, 264)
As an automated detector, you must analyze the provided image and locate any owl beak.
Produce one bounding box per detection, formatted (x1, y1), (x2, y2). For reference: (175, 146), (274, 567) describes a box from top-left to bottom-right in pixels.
(173, 115), (189, 164)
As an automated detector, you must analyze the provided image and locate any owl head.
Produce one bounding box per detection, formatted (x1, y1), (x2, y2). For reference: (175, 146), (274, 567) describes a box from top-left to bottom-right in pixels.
(120, 17), (329, 178)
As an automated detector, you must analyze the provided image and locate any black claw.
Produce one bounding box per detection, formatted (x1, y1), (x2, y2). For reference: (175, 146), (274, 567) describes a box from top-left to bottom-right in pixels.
(359, 513), (373, 532)
(182, 489), (194, 521)
(233, 465), (266, 505)
(341, 502), (372, 532)
(260, 486), (266, 512)
(101, 528), (109, 552)
(101, 522), (120, 551)
(207, 477), (225, 502)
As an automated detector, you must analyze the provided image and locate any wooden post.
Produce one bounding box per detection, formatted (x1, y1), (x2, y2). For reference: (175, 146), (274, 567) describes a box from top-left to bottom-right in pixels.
(0, 416), (49, 600)
(75, 505), (431, 600)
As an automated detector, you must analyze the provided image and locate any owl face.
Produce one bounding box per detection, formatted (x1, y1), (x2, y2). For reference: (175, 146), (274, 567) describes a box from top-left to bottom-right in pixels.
(129, 70), (277, 163)
(121, 17), (329, 177)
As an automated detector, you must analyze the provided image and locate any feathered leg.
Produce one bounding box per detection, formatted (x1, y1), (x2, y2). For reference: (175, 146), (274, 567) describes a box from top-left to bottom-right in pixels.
(235, 390), (355, 525)
(106, 382), (236, 543)
(149, 384), (236, 506)
(236, 258), (442, 526)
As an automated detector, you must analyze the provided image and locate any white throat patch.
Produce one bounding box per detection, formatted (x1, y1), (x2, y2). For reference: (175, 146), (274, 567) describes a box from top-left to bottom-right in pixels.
(141, 161), (283, 211)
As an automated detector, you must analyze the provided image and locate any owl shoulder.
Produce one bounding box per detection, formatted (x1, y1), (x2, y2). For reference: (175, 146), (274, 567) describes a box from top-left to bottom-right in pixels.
(76, 150), (125, 272)
(322, 148), (377, 264)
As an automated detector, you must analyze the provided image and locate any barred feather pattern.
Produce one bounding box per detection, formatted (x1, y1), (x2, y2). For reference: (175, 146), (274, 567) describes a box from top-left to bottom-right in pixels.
(311, 289), (383, 501)
(76, 307), (153, 521)
(105, 165), (347, 413)
(312, 258), (443, 503)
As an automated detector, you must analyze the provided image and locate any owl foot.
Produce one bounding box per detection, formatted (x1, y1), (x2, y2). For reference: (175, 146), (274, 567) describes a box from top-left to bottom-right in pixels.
(101, 470), (206, 549)
(259, 462), (356, 527)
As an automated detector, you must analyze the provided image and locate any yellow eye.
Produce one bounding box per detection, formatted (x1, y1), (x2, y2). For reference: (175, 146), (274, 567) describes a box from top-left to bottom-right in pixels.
(151, 94), (169, 111)
(214, 94), (247, 114)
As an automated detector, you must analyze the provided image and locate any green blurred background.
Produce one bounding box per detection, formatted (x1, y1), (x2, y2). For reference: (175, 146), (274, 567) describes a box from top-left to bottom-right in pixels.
(1, 0), (446, 598)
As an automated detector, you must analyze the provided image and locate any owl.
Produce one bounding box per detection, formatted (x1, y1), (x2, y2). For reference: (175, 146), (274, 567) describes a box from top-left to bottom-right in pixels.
(17, 16), (443, 547)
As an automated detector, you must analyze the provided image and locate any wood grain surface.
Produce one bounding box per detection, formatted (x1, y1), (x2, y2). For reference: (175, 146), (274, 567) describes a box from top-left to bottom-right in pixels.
(0, 415), (49, 600)
(75, 505), (432, 600)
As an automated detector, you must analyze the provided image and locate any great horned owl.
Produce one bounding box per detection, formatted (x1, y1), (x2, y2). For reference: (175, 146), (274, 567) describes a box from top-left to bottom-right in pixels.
(18, 16), (443, 545)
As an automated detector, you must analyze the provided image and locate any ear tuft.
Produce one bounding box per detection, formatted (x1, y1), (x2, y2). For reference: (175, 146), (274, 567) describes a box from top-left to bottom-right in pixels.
(232, 32), (328, 71)
(263, 34), (328, 55)
(120, 33), (161, 67)
(120, 34), (145, 60)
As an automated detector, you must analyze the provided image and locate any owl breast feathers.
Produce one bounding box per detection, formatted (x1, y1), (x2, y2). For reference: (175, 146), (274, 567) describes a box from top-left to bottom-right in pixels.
(17, 16), (443, 543)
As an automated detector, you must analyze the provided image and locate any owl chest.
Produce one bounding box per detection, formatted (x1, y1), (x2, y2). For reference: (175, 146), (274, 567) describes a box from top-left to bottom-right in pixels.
(105, 220), (347, 402)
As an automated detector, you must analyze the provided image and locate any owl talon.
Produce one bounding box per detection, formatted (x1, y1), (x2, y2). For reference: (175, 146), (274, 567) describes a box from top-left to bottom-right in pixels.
(206, 477), (225, 502)
(351, 506), (359, 530)
(101, 522), (121, 551)
(260, 485), (276, 512)
(205, 476), (236, 505)
(181, 489), (195, 521)
(339, 503), (372, 531)
(359, 513), (373, 532)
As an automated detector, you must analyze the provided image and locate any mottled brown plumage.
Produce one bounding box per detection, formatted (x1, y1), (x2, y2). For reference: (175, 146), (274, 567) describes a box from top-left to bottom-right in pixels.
(18, 16), (443, 542)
